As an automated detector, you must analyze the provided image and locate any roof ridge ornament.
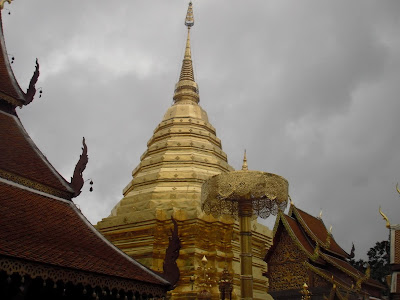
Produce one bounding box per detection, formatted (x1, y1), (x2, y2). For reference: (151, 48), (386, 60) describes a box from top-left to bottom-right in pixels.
(70, 137), (89, 198)
(379, 206), (391, 229)
(0, 0), (12, 10)
(349, 242), (355, 259)
(25, 59), (40, 105)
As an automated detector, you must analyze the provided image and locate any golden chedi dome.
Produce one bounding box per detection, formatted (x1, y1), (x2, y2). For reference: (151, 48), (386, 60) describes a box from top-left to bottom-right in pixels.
(108, 2), (233, 221)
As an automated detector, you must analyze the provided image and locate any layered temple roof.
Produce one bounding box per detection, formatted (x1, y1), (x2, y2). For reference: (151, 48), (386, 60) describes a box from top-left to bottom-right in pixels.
(0, 5), (170, 298)
(265, 203), (385, 299)
(0, 13), (38, 109)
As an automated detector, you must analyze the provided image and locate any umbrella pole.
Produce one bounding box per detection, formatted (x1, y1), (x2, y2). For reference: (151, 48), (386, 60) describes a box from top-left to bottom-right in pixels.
(239, 200), (253, 300)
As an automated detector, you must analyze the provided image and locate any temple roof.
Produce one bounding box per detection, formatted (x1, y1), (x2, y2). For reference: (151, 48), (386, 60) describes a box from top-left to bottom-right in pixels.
(266, 203), (385, 296)
(0, 11), (37, 108)
(0, 3), (170, 294)
(0, 180), (170, 288)
(0, 110), (74, 198)
(289, 204), (350, 258)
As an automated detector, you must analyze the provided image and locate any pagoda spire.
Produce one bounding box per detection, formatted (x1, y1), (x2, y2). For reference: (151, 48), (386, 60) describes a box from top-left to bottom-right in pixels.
(173, 1), (199, 104)
(242, 150), (248, 171)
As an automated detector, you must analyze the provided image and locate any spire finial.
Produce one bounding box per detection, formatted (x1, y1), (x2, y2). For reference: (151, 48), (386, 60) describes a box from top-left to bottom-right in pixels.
(242, 150), (248, 171)
(173, 1), (199, 104)
(185, 1), (194, 28)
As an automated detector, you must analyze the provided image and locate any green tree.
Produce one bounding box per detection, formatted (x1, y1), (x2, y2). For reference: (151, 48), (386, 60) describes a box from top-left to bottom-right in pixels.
(366, 240), (390, 284)
(350, 240), (390, 295)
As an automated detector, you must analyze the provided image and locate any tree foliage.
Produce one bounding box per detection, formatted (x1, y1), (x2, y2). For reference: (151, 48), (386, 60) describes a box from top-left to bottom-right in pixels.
(349, 240), (390, 294)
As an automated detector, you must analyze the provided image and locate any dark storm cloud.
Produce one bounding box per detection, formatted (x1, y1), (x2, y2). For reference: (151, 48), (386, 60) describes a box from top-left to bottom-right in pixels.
(3, 0), (400, 259)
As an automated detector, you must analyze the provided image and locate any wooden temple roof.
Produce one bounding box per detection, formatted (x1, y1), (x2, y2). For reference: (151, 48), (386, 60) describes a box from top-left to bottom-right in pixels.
(0, 6), (170, 298)
(0, 12), (32, 107)
(0, 111), (74, 198)
(0, 181), (169, 287)
(266, 203), (385, 298)
(289, 205), (350, 258)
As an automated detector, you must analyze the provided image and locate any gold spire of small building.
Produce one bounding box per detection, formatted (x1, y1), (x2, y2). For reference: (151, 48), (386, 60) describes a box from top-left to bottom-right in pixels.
(242, 150), (248, 171)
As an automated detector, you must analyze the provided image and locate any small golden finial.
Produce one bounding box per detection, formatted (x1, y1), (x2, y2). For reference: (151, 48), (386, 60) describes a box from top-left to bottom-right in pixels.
(329, 225), (332, 234)
(365, 264), (371, 278)
(0, 0), (12, 9)
(318, 210), (323, 219)
(241, 150), (248, 171)
(185, 1), (194, 28)
(396, 183), (400, 195)
(379, 206), (391, 229)
(300, 283), (311, 300)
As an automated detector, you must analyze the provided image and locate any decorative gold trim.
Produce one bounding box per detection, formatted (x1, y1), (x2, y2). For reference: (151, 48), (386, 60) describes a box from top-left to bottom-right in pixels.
(291, 206), (331, 250)
(0, 169), (72, 199)
(319, 252), (360, 279)
(304, 262), (353, 293)
(0, 256), (167, 297)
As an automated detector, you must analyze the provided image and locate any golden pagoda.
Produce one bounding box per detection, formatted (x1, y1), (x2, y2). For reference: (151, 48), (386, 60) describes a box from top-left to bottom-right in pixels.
(96, 2), (273, 299)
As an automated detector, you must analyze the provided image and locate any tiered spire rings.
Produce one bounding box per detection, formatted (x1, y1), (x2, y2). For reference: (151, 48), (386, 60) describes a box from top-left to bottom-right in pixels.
(173, 1), (199, 104)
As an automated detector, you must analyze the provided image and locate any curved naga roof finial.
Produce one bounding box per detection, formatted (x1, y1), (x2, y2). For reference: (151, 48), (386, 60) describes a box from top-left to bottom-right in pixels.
(0, 0), (13, 10)
(349, 242), (355, 259)
(396, 183), (400, 195)
(379, 206), (391, 229)
(70, 137), (89, 198)
(25, 59), (40, 105)
(162, 216), (181, 288)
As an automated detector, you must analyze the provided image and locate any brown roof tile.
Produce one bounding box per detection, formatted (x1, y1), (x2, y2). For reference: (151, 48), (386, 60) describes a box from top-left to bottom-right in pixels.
(0, 181), (168, 286)
(321, 253), (364, 277)
(293, 207), (349, 258)
(0, 111), (73, 195)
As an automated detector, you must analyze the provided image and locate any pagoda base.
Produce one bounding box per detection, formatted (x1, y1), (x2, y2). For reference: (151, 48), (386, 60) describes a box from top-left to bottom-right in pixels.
(96, 208), (274, 300)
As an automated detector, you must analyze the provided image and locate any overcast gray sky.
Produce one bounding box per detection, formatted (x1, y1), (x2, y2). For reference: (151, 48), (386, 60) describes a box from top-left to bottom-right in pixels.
(4, 0), (400, 259)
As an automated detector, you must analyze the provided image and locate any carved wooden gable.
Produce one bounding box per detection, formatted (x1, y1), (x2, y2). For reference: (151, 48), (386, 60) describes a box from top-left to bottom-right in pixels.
(268, 229), (309, 291)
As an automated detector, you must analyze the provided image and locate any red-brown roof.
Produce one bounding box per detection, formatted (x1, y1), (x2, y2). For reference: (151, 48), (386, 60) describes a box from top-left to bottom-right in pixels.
(321, 252), (364, 278)
(0, 12), (26, 105)
(283, 215), (315, 255)
(292, 206), (350, 258)
(0, 110), (73, 196)
(0, 180), (168, 286)
(281, 214), (326, 264)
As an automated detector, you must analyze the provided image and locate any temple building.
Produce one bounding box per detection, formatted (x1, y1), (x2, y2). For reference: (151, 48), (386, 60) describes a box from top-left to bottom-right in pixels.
(388, 222), (400, 300)
(264, 202), (385, 299)
(96, 2), (273, 299)
(0, 3), (171, 299)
